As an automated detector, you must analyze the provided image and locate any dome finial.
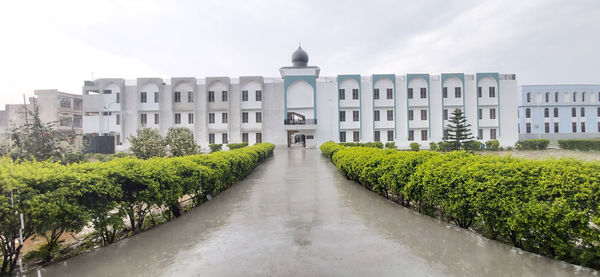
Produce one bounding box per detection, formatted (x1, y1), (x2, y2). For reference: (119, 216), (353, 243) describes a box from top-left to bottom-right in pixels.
(291, 45), (309, 67)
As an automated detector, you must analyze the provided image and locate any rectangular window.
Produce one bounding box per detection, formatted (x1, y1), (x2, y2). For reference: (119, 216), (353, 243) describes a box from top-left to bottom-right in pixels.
(374, 131), (380, 142)
(154, 92), (159, 103)
(174, 113), (181, 124)
(208, 91), (215, 102)
(339, 89), (345, 100)
(408, 88), (413, 99)
(353, 111), (359, 121)
(443, 109), (448, 120)
(242, 133), (249, 143)
(420, 88), (427, 98)
(208, 113), (215, 124)
(116, 92), (120, 103)
(102, 89), (112, 95)
(353, 131), (359, 142)
(572, 122), (577, 133)
(572, 108), (577, 117)
(256, 112), (262, 123)
(490, 108), (496, 119)
(581, 122), (586, 132)
(408, 130), (414, 141)
(60, 98), (71, 108)
(387, 110), (393, 121)
(478, 129), (483, 139)
(242, 112), (249, 123)
(490, 129), (497, 139)
(478, 109), (483, 120)
(408, 110), (414, 121)
(598, 122), (600, 132)
(242, 90), (248, 101)
(478, 87), (482, 98)
(340, 131), (346, 142)
(256, 90), (262, 101)
(140, 113), (147, 125)
(222, 113), (228, 123)
(140, 92), (147, 103)
(116, 135), (122, 145)
(188, 91), (194, 102)
(442, 87), (448, 98)
(387, 130), (394, 141)
(374, 110), (380, 121)
(545, 122), (550, 133)
(455, 87), (462, 98)
(386, 88), (393, 99)
(154, 113), (159, 124)
(352, 89), (359, 100)
(188, 113), (194, 124)
(256, 133), (262, 143)
(222, 91), (228, 102)
(209, 133), (215, 144)
(339, 111), (346, 122)
(489, 87), (496, 98)
(526, 123), (531, 133)
(373, 89), (379, 100)
(421, 130), (428, 141)
(420, 110), (427, 120)
(554, 122), (559, 133)
(581, 107), (585, 117)
(174, 91), (181, 103)
(116, 114), (120, 125)
(222, 133), (228, 144)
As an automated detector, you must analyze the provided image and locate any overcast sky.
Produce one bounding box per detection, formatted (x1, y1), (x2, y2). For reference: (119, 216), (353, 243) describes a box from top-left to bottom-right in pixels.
(1, 0), (599, 106)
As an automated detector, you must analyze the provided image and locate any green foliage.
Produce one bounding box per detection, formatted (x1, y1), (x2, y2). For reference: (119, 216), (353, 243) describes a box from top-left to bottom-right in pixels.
(444, 109), (474, 151)
(437, 141), (453, 152)
(129, 128), (167, 159)
(463, 140), (482, 151)
(227, 142), (248, 150)
(516, 139), (550, 150)
(339, 142), (384, 149)
(409, 142), (420, 151)
(209, 144), (223, 153)
(429, 142), (439, 151)
(320, 142), (600, 269)
(165, 127), (198, 157)
(385, 142), (396, 149)
(485, 140), (500, 151)
(558, 139), (600, 151)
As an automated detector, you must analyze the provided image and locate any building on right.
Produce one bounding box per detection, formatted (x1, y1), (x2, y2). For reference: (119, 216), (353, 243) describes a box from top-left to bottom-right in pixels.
(518, 85), (600, 140)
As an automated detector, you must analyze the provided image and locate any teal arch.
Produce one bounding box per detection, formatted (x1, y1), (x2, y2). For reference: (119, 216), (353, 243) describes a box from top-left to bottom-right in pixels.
(284, 76), (317, 119)
(406, 74), (431, 139)
(372, 74), (396, 139)
(441, 73), (465, 135)
(337, 75), (362, 140)
(476, 73), (500, 137)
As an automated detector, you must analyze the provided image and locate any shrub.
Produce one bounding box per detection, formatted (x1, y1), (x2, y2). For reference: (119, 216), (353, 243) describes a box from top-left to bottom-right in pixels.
(558, 139), (600, 151)
(339, 142), (383, 149)
(485, 140), (500, 151)
(516, 139), (549, 150)
(410, 142), (420, 151)
(429, 142), (439, 151)
(209, 144), (223, 153)
(227, 142), (248, 150)
(463, 140), (482, 151)
(385, 142), (396, 149)
(437, 141), (453, 152)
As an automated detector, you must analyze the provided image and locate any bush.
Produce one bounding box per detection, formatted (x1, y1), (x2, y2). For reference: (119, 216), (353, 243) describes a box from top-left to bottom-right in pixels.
(385, 142), (396, 149)
(409, 142), (420, 151)
(339, 142), (383, 149)
(209, 144), (223, 153)
(227, 142), (248, 150)
(516, 139), (550, 150)
(463, 140), (482, 151)
(485, 140), (500, 151)
(558, 139), (600, 151)
(437, 141), (453, 152)
(429, 142), (439, 151)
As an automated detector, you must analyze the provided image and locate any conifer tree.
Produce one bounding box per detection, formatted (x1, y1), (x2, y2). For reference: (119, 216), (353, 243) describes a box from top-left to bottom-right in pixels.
(444, 109), (474, 151)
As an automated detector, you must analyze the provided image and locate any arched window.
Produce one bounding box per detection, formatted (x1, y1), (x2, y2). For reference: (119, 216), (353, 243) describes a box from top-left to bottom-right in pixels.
(544, 108), (549, 118)
(573, 92), (577, 102)
(526, 92), (531, 103)
(545, 92), (549, 102)
(582, 92), (586, 102)
(525, 108), (531, 118)
(553, 108), (558, 117)
(581, 107), (585, 117)
(572, 107), (576, 117)
(555, 92), (559, 102)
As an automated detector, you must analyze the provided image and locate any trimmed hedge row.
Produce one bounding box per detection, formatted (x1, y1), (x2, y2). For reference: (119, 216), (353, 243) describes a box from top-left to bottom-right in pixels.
(227, 142), (249, 150)
(558, 139), (600, 151)
(339, 142), (384, 149)
(319, 141), (600, 269)
(516, 139), (550, 150)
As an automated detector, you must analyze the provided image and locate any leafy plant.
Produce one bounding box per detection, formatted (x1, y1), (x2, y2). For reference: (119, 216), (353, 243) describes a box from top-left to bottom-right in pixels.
(209, 144), (222, 153)
(410, 142), (420, 151)
(165, 127), (198, 157)
(485, 140), (500, 151)
(129, 128), (167, 159)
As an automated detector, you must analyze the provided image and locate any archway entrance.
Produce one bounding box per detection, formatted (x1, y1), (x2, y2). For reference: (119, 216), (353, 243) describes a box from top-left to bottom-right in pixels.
(287, 130), (306, 147)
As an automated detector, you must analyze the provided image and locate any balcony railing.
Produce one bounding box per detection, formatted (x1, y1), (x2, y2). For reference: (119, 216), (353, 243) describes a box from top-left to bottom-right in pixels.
(284, 119), (317, 125)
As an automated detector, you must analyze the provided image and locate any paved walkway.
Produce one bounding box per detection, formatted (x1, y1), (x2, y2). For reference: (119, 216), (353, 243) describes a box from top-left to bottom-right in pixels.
(37, 149), (597, 276)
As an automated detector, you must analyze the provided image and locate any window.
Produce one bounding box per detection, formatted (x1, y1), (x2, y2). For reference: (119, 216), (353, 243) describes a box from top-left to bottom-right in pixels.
(442, 87), (448, 98)
(455, 87), (462, 98)
(478, 129), (483, 139)
(555, 92), (559, 102)
(386, 88), (393, 99)
(387, 110), (393, 121)
(209, 134), (215, 144)
(443, 109), (448, 120)
(526, 123), (531, 133)
(242, 112), (249, 123)
(154, 113), (159, 124)
(339, 132), (346, 142)
(353, 131), (359, 142)
(408, 130), (414, 141)
(353, 111), (359, 121)
(373, 89), (379, 100)
(387, 130), (394, 141)
(545, 92), (549, 102)
(407, 88), (413, 99)
(490, 108), (496, 119)
(116, 92), (120, 103)
(572, 108), (576, 117)
(374, 131), (380, 142)
(140, 92), (147, 103)
(222, 112), (228, 123)
(59, 117), (71, 127)
(188, 91), (194, 102)
(222, 91), (228, 102)
(479, 109), (483, 120)
(116, 114), (120, 125)
(174, 91), (181, 102)
(489, 87), (496, 98)
(208, 91), (215, 102)
(554, 122), (559, 133)
(59, 98), (71, 108)
(256, 112), (262, 123)
(374, 110), (380, 121)
(581, 122), (586, 132)
(242, 90), (248, 101)
(572, 122), (577, 133)
(490, 129), (497, 139)
(188, 113), (194, 124)
(103, 89), (111, 94)
(525, 108), (531, 118)
(222, 133), (228, 144)
(154, 92), (159, 103)
(554, 108), (559, 117)
(208, 113), (215, 124)
(573, 92), (577, 102)
(339, 89), (345, 100)
(421, 130), (428, 141)
(598, 107), (600, 116)
(256, 133), (262, 143)
(140, 113), (147, 125)
(103, 111), (112, 116)
(339, 111), (346, 122)
(408, 110), (414, 121)
(174, 113), (181, 124)
(116, 135), (122, 145)
(581, 107), (585, 117)
(420, 88), (427, 98)
(242, 133), (249, 143)
(352, 89), (359, 100)
(545, 122), (550, 133)
(478, 87), (482, 98)
(256, 90), (262, 101)
(543, 108), (549, 118)
(420, 110), (427, 120)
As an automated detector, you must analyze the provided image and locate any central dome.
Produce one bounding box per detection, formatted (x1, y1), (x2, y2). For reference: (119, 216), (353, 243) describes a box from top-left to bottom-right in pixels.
(291, 47), (309, 67)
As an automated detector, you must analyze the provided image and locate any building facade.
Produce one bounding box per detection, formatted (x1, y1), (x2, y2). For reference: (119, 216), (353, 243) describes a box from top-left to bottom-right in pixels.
(82, 47), (518, 151)
(518, 85), (600, 140)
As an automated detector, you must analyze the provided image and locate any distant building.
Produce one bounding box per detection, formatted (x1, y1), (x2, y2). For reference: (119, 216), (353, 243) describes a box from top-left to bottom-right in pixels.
(518, 85), (600, 140)
(82, 47), (518, 150)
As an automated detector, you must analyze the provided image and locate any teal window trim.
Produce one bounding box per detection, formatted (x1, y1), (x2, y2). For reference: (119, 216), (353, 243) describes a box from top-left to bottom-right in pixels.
(337, 75), (362, 140)
(283, 75), (317, 120)
(441, 73), (465, 135)
(476, 73), (499, 139)
(372, 74), (396, 139)
(407, 74), (430, 138)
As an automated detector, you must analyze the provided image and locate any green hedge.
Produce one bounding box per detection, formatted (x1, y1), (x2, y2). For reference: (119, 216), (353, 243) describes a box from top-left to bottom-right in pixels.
(516, 139), (550, 150)
(558, 139), (600, 151)
(339, 142), (384, 149)
(320, 141), (600, 269)
(209, 143), (223, 152)
(227, 142), (249, 150)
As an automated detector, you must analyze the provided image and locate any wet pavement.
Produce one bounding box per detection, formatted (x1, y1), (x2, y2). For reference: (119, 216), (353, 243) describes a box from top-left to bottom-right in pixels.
(35, 149), (598, 276)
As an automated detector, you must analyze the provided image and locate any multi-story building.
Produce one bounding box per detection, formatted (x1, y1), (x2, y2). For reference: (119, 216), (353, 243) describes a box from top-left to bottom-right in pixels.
(82, 47), (518, 151)
(518, 85), (600, 140)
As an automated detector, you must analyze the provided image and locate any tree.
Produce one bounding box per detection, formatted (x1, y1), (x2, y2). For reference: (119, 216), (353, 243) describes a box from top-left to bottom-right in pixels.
(129, 128), (166, 159)
(165, 127), (198, 157)
(444, 109), (474, 151)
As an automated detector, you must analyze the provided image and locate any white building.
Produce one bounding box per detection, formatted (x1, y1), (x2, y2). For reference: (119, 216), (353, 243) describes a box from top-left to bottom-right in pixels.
(518, 85), (600, 140)
(82, 47), (518, 151)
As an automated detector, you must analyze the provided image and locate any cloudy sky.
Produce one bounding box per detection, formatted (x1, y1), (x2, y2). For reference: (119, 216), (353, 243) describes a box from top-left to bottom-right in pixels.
(1, 0), (598, 106)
